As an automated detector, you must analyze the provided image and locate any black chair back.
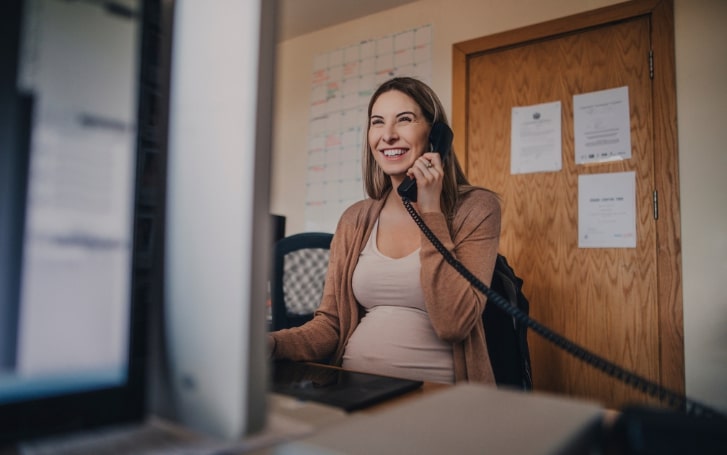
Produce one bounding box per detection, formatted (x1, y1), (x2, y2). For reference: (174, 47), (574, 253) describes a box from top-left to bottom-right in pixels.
(271, 232), (333, 331)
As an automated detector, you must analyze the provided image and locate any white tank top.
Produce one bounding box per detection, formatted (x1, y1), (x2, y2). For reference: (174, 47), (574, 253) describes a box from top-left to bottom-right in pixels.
(343, 220), (454, 384)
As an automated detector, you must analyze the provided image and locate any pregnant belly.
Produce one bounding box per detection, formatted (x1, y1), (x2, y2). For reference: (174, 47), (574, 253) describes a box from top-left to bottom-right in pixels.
(342, 306), (453, 384)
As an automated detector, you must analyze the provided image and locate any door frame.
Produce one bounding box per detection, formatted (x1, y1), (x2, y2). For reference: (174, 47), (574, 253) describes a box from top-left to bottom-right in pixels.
(452, 0), (683, 396)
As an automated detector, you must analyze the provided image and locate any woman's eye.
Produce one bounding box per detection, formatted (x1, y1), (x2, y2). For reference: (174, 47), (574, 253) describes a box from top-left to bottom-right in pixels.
(397, 116), (413, 123)
(370, 118), (384, 126)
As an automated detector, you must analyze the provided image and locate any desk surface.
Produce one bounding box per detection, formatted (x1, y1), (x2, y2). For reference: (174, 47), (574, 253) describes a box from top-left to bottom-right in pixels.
(252, 362), (607, 454)
(255, 383), (606, 455)
(259, 366), (450, 443)
(5, 363), (723, 455)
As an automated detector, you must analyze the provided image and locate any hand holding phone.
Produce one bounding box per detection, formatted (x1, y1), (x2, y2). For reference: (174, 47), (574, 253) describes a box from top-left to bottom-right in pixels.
(397, 122), (453, 202)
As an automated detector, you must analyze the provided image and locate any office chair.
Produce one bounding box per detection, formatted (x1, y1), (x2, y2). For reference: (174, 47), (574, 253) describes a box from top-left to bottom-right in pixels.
(271, 232), (333, 331)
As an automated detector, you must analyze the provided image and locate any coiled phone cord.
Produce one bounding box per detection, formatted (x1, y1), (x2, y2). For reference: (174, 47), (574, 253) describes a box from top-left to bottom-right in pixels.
(402, 197), (727, 421)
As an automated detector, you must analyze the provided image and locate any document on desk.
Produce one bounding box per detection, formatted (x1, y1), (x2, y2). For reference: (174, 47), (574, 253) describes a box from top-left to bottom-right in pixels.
(272, 383), (604, 455)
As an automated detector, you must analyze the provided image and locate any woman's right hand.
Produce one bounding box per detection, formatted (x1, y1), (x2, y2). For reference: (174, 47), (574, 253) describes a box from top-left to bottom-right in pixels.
(408, 152), (444, 213)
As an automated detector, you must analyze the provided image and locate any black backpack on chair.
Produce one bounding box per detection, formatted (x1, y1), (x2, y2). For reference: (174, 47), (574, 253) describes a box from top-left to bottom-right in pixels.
(483, 254), (533, 391)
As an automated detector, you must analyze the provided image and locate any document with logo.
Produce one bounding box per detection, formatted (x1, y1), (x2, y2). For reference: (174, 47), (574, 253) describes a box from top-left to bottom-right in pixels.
(511, 101), (562, 174)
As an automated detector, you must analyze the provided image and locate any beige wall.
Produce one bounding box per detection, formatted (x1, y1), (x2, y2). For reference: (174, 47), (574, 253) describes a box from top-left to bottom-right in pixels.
(674, 0), (727, 413)
(271, 0), (727, 411)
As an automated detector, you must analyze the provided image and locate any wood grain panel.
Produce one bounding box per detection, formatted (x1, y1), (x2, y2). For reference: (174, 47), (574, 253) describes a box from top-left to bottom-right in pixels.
(453, 1), (682, 409)
(649, 0), (684, 398)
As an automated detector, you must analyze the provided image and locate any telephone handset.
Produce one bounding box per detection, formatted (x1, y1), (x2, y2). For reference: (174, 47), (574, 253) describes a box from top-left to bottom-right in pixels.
(397, 121), (454, 202)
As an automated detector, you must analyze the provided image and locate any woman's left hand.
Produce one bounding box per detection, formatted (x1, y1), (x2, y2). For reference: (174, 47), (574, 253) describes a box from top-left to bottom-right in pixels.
(407, 152), (443, 213)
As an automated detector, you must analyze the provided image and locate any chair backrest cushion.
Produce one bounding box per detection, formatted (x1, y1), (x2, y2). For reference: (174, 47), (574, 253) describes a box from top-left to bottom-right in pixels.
(271, 232), (333, 331)
(282, 247), (330, 315)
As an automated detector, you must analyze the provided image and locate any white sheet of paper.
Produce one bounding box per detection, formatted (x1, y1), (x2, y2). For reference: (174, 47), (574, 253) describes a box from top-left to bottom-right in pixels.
(574, 86), (631, 164)
(578, 171), (637, 248)
(510, 101), (562, 174)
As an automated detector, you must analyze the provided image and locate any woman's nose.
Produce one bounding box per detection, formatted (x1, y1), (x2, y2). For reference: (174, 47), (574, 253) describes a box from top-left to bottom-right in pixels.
(382, 124), (398, 142)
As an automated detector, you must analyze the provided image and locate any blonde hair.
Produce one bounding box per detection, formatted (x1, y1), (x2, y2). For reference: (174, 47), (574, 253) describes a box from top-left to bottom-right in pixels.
(362, 77), (473, 221)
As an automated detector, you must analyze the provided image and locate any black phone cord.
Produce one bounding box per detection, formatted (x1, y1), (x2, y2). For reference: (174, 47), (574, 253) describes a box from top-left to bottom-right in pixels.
(402, 197), (726, 421)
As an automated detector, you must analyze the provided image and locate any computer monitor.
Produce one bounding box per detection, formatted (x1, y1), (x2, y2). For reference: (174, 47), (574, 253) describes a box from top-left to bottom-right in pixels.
(0, 0), (148, 443)
(0, 0), (275, 444)
(162, 0), (274, 440)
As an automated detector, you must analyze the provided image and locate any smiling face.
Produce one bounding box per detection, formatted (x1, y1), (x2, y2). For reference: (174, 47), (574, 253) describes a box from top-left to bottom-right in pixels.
(368, 90), (431, 182)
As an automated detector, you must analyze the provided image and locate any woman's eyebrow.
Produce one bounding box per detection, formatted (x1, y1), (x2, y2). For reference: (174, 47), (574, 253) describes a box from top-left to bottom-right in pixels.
(369, 111), (418, 120)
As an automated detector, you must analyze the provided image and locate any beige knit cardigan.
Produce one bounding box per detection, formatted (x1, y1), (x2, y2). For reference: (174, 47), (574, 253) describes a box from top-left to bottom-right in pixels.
(271, 187), (501, 383)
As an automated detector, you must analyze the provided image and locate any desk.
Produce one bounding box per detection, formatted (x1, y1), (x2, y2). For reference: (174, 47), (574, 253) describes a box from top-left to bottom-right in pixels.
(8, 371), (722, 455)
(266, 365), (727, 455)
(253, 383), (607, 455)
(259, 382), (450, 448)
(259, 361), (608, 454)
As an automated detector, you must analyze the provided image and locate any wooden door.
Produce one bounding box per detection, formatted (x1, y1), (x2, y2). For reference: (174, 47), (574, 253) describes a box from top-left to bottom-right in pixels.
(453, 0), (681, 409)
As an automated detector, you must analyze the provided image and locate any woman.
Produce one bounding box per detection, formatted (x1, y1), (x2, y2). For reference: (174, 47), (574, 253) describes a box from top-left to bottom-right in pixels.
(269, 77), (500, 384)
